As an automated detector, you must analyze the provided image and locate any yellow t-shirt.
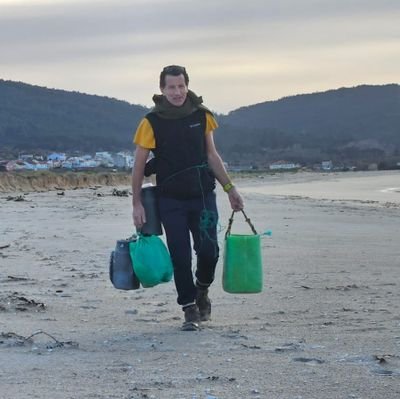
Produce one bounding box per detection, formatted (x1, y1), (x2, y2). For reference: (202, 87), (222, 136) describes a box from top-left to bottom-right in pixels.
(133, 112), (218, 149)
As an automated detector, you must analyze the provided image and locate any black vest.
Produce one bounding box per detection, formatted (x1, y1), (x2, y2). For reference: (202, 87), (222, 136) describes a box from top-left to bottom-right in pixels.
(146, 109), (215, 199)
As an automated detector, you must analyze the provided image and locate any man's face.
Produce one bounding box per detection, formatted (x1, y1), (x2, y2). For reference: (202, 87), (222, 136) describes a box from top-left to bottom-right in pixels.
(161, 74), (188, 107)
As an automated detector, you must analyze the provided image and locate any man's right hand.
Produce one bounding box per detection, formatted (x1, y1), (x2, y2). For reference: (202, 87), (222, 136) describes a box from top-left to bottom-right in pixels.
(133, 202), (146, 229)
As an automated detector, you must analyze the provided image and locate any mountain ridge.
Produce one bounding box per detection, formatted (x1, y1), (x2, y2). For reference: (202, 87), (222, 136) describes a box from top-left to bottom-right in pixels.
(1, 79), (399, 167)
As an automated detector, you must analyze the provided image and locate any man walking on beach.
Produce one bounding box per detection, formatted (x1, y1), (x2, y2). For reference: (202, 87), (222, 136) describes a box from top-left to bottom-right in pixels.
(132, 65), (243, 330)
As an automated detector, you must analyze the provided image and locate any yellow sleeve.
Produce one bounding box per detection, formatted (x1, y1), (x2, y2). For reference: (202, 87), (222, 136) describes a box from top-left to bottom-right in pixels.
(205, 112), (218, 134)
(133, 118), (156, 149)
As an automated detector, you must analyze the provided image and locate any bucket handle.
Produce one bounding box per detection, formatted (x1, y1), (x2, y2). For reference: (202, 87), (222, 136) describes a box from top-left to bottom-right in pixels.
(225, 210), (258, 239)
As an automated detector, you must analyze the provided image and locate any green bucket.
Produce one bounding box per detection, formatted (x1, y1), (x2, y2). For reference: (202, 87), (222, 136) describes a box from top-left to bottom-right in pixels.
(222, 210), (263, 293)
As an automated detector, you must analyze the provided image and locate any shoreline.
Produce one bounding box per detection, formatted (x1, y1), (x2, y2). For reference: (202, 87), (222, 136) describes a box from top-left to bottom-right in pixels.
(240, 170), (400, 207)
(1, 168), (400, 194)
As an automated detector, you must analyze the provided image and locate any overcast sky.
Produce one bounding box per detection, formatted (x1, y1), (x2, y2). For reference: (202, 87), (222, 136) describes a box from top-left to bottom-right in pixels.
(1, 0), (399, 113)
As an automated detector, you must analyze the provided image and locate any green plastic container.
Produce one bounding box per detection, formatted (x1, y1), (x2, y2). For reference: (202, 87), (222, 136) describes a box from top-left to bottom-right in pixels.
(222, 210), (263, 294)
(223, 234), (263, 293)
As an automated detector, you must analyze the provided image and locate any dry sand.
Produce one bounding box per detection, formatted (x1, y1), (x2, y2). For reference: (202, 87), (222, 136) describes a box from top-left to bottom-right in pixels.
(0, 171), (399, 399)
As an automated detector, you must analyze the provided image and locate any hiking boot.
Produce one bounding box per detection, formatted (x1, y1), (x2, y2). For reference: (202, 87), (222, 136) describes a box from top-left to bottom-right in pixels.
(181, 304), (200, 331)
(196, 288), (211, 321)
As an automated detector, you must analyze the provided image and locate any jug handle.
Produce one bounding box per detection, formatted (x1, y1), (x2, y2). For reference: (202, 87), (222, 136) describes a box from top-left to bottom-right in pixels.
(225, 209), (258, 239)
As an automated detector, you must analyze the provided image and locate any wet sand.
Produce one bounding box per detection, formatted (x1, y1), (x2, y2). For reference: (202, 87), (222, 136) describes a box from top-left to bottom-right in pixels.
(0, 171), (399, 398)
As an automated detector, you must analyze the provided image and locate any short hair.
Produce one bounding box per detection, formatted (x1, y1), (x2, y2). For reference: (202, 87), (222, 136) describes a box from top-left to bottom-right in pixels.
(159, 65), (189, 88)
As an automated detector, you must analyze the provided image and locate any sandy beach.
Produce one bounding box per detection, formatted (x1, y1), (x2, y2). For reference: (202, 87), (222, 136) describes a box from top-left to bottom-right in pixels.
(1, 171), (399, 399)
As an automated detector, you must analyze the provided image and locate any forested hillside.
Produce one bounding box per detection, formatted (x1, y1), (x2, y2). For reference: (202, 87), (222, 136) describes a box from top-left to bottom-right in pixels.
(215, 84), (400, 166)
(1, 80), (399, 167)
(0, 80), (148, 155)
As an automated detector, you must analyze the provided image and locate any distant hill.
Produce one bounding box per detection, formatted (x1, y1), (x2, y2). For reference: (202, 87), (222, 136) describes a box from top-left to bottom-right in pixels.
(0, 79), (148, 155)
(217, 84), (400, 167)
(1, 80), (399, 167)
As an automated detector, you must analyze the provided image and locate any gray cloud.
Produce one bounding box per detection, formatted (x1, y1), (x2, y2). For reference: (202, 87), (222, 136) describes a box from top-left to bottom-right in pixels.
(0, 0), (399, 112)
(1, 0), (399, 43)
(1, 0), (398, 63)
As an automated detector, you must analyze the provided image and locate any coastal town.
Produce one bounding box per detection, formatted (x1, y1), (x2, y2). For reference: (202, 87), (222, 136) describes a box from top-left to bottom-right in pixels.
(0, 151), (377, 174)
(0, 151), (134, 172)
(2, 151), (397, 174)
(0, 152), (336, 173)
(0, 152), (380, 174)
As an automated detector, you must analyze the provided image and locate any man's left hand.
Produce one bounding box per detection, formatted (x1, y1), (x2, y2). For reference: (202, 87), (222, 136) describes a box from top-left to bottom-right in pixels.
(228, 187), (244, 211)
